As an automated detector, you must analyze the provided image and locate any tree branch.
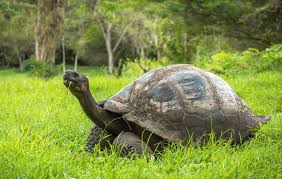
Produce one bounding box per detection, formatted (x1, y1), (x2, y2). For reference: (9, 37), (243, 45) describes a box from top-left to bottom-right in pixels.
(107, 22), (113, 36)
(97, 16), (107, 39)
(113, 19), (136, 53)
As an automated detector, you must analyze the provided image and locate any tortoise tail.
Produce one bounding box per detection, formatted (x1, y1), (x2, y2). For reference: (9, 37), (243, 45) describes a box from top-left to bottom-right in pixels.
(257, 116), (271, 124)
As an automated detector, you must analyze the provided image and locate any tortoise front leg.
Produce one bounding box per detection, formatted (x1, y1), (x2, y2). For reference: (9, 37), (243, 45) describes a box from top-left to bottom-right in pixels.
(85, 125), (115, 152)
(113, 132), (153, 156)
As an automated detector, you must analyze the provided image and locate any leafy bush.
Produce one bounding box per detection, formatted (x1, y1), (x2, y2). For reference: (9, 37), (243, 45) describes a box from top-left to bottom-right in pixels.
(119, 44), (281, 77)
(191, 35), (232, 66)
(22, 59), (61, 79)
(196, 44), (282, 75)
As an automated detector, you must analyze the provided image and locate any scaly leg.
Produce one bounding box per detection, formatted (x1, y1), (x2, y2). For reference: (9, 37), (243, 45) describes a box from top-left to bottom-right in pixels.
(113, 132), (153, 156)
(85, 125), (115, 152)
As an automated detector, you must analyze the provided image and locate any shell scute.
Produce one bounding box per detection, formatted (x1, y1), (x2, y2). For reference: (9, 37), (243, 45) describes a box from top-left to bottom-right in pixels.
(173, 71), (207, 101)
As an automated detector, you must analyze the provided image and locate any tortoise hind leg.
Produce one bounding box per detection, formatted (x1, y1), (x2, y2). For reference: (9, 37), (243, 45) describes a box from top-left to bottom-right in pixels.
(85, 125), (115, 152)
(113, 132), (153, 156)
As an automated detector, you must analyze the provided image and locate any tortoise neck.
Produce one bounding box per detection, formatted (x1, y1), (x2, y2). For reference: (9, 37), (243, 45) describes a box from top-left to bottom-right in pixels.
(77, 90), (128, 135)
(78, 90), (107, 129)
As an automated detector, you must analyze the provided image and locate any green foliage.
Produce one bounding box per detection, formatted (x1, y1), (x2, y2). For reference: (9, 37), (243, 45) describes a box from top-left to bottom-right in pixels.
(1, 0), (280, 69)
(122, 58), (169, 76)
(22, 59), (61, 79)
(0, 68), (281, 178)
(0, 0), (35, 67)
(192, 35), (232, 66)
(195, 44), (282, 75)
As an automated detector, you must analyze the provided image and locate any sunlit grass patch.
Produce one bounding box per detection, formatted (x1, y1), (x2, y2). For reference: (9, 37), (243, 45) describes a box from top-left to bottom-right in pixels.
(0, 68), (281, 178)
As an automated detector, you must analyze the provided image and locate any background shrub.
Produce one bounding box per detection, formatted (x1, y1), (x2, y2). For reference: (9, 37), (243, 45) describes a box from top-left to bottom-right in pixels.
(195, 44), (282, 75)
(22, 59), (61, 79)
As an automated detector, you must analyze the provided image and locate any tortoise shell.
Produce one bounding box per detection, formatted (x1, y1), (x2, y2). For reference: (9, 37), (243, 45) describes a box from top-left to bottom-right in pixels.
(104, 64), (263, 143)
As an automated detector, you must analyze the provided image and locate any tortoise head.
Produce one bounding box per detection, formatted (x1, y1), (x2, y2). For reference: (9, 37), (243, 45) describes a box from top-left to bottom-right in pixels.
(63, 70), (89, 96)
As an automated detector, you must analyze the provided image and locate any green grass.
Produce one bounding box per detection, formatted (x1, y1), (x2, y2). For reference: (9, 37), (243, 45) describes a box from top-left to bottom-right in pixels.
(0, 68), (281, 178)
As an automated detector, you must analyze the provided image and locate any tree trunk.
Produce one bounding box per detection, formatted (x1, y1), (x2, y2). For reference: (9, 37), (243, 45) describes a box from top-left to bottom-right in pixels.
(136, 43), (147, 73)
(74, 51), (79, 72)
(62, 36), (66, 72)
(62, 1), (65, 72)
(3, 53), (9, 67)
(107, 49), (114, 74)
(140, 45), (145, 59)
(35, 0), (64, 63)
(183, 33), (187, 62)
(153, 34), (160, 59)
(16, 52), (23, 71)
(105, 23), (114, 74)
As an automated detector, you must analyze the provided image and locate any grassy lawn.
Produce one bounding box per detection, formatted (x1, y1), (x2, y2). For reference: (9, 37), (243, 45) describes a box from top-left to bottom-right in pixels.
(0, 68), (281, 178)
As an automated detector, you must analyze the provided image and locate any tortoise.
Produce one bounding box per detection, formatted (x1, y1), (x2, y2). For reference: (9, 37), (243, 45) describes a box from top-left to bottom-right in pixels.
(63, 64), (270, 155)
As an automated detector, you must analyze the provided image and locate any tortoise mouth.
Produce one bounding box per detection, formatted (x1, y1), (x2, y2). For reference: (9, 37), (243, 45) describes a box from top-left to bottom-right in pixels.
(63, 79), (76, 87)
(63, 77), (79, 88)
(63, 73), (79, 88)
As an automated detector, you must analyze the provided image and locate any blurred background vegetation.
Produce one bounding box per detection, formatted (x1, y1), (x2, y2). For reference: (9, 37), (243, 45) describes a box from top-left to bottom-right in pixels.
(0, 0), (281, 77)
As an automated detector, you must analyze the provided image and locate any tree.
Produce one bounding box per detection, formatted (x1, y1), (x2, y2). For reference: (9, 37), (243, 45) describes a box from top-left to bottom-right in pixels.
(63, 0), (100, 71)
(35, 0), (64, 64)
(240, 0), (282, 45)
(96, 1), (138, 74)
(64, 1), (85, 72)
(0, 1), (35, 68)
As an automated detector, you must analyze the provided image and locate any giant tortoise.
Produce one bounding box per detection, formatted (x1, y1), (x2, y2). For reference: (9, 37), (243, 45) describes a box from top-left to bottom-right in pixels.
(63, 64), (270, 155)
